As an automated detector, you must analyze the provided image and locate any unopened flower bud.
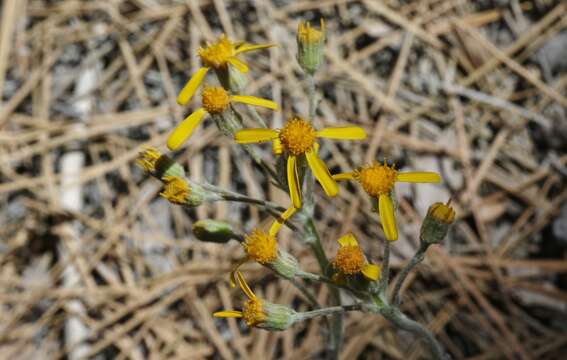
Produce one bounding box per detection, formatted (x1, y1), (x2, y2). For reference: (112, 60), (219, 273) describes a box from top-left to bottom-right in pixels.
(192, 220), (237, 243)
(137, 147), (186, 178)
(269, 250), (300, 280)
(160, 176), (204, 207)
(420, 201), (455, 245)
(256, 301), (298, 331)
(297, 19), (325, 74)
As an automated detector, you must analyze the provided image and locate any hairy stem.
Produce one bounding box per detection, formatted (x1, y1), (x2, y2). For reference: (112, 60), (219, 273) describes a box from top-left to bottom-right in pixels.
(391, 242), (429, 306)
(378, 240), (391, 294)
(379, 305), (447, 360)
(297, 304), (364, 321)
(307, 74), (317, 121)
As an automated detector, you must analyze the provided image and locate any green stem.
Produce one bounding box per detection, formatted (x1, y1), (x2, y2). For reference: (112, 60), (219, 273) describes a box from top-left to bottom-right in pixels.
(378, 240), (391, 294)
(307, 74), (317, 121)
(248, 106), (268, 127)
(297, 304), (364, 321)
(391, 242), (429, 306)
(378, 303), (447, 360)
(289, 277), (320, 308)
(302, 215), (343, 358)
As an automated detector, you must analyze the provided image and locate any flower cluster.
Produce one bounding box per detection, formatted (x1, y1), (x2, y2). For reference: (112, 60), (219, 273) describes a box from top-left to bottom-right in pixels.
(137, 19), (456, 341)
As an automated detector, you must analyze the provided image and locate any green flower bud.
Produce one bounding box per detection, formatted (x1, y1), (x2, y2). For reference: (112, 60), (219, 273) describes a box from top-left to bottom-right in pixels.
(268, 250), (300, 280)
(297, 19), (325, 74)
(192, 220), (237, 243)
(257, 301), (298, 331)
(420, 201), (456, 245)
(137, 147), (186, 178)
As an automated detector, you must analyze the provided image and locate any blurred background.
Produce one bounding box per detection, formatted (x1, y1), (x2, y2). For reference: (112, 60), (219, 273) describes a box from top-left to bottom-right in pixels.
(1, 0), (566, 359)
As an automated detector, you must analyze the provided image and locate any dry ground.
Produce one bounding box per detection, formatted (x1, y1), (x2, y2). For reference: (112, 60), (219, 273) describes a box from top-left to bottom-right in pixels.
(0, 0), (566, 359)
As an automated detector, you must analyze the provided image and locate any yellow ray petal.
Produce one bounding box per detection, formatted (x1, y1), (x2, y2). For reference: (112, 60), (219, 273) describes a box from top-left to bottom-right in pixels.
(316, 126), (367, 140)
(378, 194), (398, 241)
(361, 264), (381, 281)
(306, 150), (338, 197)
(287, 155), (302, 208)
(332, 172), (355, 181)
(272, 137), (283, 155)
(227, 57), (249, 73)
(235, 43), (276, 54)
(231, 95), (278, 110)
(214, 310), (243, 318)
(337, 233), (358, 247)
(177, 67), (209, 105)
(236, 271), (256, 300)
(230, 257), (250, 288)
(167, 108), (207, 150)
(269, 207), (297, 237)
(396, 172), (441, 183)
(234, 129), (278, 144)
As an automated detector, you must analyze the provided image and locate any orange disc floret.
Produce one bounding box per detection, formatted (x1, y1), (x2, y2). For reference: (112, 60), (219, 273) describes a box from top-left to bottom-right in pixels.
(202, 86), (230, 114)
(279, 117), (317, 156)
(243, 229), (277, 264)
(198, 35), (235, 68)
(242, 298), (266, 326)
(355, 161), (398, 197)
(333, 245), (365, 274)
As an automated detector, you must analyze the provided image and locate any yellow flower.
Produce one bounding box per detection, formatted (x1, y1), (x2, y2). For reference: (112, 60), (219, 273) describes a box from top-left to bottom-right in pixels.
(214, 271), (266, 327)
(160, 176), (190, 204)
(214, 271), (297, 330)
(136, 147), (161, 172)
(334, 161), (440, 241)
(230, 207), (297, 285)
(298, 19), (325, 44)
(243, 229), (278, 264)
(177, 35), (275, 105)
(167, 85), (278, 150)
(234, 116), (367, 208)
(332, 233), (380, 281)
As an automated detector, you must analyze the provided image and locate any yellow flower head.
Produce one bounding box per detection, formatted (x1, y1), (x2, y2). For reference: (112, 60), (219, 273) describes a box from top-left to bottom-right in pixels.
(355, 161), (398, 197)
(243, 297), (266, 327)
(234, 116), (367, 208)
(243, 229), (277, 264)
(333, 245), (365, 274)
(201, 85), (230, 114)
(214, 271), (266, 326)
(136, 147), (162, 172)
(332, 233), (380, 281)
(214, 271), (296, 330)
(298, 19), (325, 44)
(279, 117), (317, 156)
(198, 35), (236, 69)
(167, 86), (278, 151)
(334, 162), (441, 241)
(160, 176), (189, 204)
(176, 35), (275, 106)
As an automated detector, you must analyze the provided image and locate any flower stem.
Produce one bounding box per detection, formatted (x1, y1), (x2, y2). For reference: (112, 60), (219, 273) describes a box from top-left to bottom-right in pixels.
(307, 74), (317, 121)
(391, 242), (429, 306)
(378, 304), (447, 360)
(297, 304), (364, 321)
(378, 240), (391, 294)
